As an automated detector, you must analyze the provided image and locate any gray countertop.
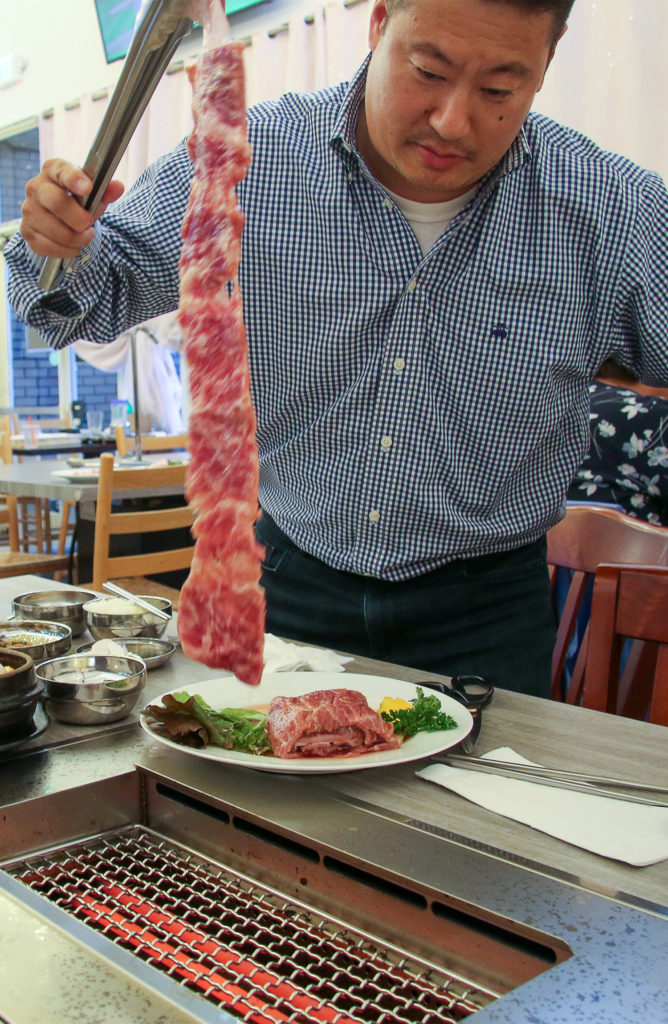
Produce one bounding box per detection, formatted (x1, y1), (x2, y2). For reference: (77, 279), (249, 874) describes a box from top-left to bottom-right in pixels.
(1, 574), (667, 1024)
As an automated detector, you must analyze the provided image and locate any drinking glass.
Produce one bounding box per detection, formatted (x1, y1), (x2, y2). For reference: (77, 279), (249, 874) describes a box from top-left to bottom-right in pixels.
(87, 410), (104, 433)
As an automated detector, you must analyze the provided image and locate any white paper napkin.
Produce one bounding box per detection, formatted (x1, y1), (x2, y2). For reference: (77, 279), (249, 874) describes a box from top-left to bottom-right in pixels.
(166, 618), (352, 673)
(262, 633), (353, 674)
(417, 746), (668, 867)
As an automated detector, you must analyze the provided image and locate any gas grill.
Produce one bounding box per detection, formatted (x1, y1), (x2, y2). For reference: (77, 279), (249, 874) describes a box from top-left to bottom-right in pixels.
(2, 746), (666, 1024)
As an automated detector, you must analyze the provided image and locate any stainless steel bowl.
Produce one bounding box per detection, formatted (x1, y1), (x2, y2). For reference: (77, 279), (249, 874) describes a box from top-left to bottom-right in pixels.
(83, 596), (172, 640)
(12, 589), (98, 638)
(75, 637), (176, 671)
(36, 654), (147, 725)
(0, 620), (72, 661)
(0, 649), (35, 701)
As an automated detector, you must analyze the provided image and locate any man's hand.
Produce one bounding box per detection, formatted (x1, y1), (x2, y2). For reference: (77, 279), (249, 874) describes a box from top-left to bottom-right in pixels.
(20, 159), (125, 259)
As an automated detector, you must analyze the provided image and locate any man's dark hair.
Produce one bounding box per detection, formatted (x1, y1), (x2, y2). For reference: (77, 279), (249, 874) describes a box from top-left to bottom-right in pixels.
(485, 0), (575, 36)
(385, 0), (575, 41)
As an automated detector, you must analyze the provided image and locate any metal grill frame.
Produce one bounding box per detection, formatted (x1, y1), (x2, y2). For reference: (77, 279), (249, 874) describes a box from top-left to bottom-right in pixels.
(6, 825), (493, 1024)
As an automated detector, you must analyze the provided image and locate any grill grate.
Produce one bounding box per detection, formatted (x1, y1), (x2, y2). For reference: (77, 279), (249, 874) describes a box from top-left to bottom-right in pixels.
(8, 827), (494, 1024)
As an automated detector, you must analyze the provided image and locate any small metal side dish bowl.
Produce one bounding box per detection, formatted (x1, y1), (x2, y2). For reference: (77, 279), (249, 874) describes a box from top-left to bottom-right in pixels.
(83, 596), (172, 640)
(0, 649), (36, 702)
(75, 637), (176, 671)
(0, 621), (72, 662)
(36, 654), (147, 725)
(12, 589), (98, 638)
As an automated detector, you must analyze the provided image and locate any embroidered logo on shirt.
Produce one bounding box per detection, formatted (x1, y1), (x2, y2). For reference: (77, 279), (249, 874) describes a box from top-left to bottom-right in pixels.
(491, 323), (508, 341)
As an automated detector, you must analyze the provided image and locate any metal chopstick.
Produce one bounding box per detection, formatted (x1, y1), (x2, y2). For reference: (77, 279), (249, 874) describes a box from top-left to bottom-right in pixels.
(444, 753), (668, 795)
(435, 755), (668, 808)
(102, 581), (172, 621)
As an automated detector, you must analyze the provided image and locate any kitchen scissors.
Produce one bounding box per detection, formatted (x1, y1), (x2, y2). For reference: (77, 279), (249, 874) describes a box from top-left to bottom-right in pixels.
(419, 675), (495, 754)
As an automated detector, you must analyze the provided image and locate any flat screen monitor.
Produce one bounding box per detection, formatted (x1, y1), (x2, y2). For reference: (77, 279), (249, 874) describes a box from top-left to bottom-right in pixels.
(94, 0), (266, 63)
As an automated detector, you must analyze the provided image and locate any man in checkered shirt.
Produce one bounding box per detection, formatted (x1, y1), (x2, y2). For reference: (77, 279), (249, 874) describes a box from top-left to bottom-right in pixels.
(6, 0), (668, 696)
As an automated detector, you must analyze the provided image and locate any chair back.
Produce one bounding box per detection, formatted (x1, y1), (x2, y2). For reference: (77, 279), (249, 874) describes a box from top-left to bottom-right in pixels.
(0, 430), (20, 550)
(91, 453), (195, 595)
(115, 426), (188, 457)
(547, 505), (668, 702)
(582, 564), (668, 725)
(0, 427), (72, 579)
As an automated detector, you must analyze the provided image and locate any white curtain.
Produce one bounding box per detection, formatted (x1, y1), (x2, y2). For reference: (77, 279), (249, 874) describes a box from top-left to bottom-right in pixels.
(534, 1), (668, 183)
(38, 1), (668, 188)
(39, 0), (372, 181)
(36, 0), (667, 418)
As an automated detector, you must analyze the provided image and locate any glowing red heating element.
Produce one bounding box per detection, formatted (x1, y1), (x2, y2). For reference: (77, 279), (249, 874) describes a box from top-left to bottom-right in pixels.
(177, 41), (265, 685)
(70, 883), (361, 1024)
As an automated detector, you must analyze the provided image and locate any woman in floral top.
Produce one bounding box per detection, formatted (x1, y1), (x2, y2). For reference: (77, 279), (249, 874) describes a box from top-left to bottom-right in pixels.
(568, 381), (668, 526)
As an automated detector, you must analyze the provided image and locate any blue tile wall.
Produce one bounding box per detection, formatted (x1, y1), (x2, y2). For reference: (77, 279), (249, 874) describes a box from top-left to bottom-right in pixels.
(2, 128), (118, 417)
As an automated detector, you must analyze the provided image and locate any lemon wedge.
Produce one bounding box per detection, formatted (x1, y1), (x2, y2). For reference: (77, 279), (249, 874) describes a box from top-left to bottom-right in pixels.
(379, 696), (413, 715)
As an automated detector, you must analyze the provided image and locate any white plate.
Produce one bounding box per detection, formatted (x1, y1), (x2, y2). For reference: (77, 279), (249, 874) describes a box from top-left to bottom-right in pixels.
(51, 467), (101, 483)
(140, 672), (473, 774)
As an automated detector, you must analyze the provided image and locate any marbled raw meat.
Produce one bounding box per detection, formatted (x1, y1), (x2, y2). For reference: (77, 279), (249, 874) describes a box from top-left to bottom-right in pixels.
(267, 690), (402, 759)
(177, 39), (265, 685)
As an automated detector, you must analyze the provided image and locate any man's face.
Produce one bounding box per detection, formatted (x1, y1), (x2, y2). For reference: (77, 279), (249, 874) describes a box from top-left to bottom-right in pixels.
(357, 0), (562, 202)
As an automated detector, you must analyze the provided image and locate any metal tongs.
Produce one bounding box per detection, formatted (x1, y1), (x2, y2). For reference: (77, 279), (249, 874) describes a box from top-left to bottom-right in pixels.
(38, 0), (198, 292)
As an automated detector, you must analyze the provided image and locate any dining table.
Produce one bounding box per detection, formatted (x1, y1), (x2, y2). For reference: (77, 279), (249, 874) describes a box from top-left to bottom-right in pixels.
(11, 431), (117, 458)
(0, 456), (188, 583)
(0, 573), (666, 1024)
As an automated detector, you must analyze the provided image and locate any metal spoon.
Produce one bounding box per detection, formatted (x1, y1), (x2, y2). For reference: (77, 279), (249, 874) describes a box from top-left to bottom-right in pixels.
(102, 581), (171, 622)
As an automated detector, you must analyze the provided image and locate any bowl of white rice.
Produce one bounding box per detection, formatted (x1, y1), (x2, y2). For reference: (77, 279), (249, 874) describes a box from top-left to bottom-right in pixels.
(83, 595), (172, 640)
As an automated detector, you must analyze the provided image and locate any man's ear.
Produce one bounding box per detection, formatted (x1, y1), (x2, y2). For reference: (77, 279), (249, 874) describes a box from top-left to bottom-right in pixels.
(369, 0), (390, 49)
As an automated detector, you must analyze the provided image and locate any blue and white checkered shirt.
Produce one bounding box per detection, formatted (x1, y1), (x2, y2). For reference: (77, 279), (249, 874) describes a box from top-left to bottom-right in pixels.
(6, 59), (668, 580)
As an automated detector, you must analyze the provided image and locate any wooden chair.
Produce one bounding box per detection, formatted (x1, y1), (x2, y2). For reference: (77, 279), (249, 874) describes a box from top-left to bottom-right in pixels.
(115, 426), (189, 457)
(3, 412), (59, 557)
(546, 505), (668, 703)
(54, 499), (77, 583)
(90, 452), (195, 607)
(0, 431), (72, 581)
(582, 564), (668, 724)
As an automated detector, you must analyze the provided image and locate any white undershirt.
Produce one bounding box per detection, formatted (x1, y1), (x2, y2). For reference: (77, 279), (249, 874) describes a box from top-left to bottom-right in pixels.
(384, 185), (477, 256)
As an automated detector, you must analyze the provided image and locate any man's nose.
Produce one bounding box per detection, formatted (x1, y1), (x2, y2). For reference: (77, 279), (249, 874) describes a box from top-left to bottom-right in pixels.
(428, 87), (471, 139)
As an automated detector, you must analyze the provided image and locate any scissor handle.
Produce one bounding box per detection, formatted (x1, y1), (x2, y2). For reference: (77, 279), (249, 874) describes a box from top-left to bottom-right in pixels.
(451, 675), (494, 708)
(419, 675), (494, 710)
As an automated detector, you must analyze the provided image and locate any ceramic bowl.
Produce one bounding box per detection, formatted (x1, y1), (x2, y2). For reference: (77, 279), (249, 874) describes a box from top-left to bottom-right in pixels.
(0, 649), (36, 702)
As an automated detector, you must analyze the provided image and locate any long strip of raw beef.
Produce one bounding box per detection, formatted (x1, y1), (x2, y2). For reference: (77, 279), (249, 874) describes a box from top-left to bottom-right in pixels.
(177, 38), (265, 686)
(267, 690), (402, 759)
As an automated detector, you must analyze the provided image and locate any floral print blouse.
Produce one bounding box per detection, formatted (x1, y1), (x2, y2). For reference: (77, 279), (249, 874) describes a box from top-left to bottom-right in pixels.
(567, 382), (668, 526)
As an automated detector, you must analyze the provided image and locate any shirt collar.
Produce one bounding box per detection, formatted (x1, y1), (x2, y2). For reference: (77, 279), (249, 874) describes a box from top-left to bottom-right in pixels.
(331, 54), (533, 185)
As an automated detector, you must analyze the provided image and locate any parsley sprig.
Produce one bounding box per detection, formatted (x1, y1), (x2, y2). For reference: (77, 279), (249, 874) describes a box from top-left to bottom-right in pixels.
(380, 687), (457, 739)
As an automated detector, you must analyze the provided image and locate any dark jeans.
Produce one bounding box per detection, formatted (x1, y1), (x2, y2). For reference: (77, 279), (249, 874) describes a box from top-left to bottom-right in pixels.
(255, 512), (556, 698)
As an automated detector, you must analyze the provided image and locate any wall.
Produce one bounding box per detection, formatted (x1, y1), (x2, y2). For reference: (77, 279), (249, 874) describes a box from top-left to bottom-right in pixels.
(0, 0), (313, 136)
(0, 129), (59, 409)
(3, 2), (667, 179)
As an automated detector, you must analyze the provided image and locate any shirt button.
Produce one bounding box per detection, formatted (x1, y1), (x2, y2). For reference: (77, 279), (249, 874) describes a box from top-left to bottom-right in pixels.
(393, 358), (405, 372)
(369, 509), (381, 523)
(383, 197), (394, 210)
(380, 435), (392, 449)
(407, 278), (418, 292)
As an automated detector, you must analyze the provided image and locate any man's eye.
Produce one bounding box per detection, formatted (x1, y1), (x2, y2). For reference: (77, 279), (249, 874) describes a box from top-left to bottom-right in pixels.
(484, 88), (512, 99)
(413, 64), (441, 81)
